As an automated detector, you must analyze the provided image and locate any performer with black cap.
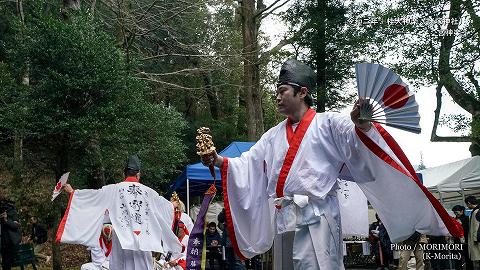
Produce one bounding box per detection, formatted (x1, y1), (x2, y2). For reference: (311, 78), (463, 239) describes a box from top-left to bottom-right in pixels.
(201, 59), (460, 269)
(200, 59), (372, 269)
(57, 155), (183, 270)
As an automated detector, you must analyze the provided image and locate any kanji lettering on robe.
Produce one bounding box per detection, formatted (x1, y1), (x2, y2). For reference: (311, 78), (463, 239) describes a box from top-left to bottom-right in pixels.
(128, 185), (142, 198)
(130, 200), (143, 212)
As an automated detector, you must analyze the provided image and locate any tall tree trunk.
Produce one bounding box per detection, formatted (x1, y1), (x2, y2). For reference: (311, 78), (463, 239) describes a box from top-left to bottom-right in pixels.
(86, 134), (105, 188)
(52, 138), (69, 270)
(437, 0), (480, 156)
(470, 113), (480, 156)
(63, 0), (80, 10)
(61, 0), (80, 20)
(13, 134), (23, 181)
(315, 0), (327, 112)
(204, 72), (219, 120)
(184, 90), (197, 118)
(13, 0), (26, 193)
(241, 0), (264, 140)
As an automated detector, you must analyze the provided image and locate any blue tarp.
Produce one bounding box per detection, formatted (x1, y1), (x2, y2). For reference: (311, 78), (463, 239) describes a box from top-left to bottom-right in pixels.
(170, 141), (255, 198)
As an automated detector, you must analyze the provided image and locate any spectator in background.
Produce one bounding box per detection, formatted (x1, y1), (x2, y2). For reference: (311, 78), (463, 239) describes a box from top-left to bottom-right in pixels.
(29, 216), (50, 263)
(465, 196), (480, 266)
(218, 208), (245, 270)
(206, 222), (223, 270)
(0, 193), (21, 270)
(369, 214), (392, 270)
(206, 222), (221, 247)
(452, 205), (472, 270)
(397, 232), (428, 270)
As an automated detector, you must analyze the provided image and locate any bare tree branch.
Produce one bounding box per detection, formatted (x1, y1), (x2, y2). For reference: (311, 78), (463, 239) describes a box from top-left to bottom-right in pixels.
(466, 71), (480, 93)
(260, 1), (290, 20)
(254, 0), (289, 19)
(138, 68), (212, 76)
(259, 25), (307, 61)
(464, 0), (480, 40)
(135, 0), (158, 24)
(137, 3), (202, 37)
(138, 76), (244, 90)
(431, 82), (471, 142)
(142, 53), (243, 61)
(138, 77), (204, 90)
(438, 0), (480, 114)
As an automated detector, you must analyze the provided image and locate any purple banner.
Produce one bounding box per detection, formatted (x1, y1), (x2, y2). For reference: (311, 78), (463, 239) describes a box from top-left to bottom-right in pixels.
(186, 185), (216, 270)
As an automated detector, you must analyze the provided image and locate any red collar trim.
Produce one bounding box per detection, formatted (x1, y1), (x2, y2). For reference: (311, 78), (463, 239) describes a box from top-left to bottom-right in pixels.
(276, 108), (316, 198)
(124, 177), (139, 183)
(285, 108), (315, 145)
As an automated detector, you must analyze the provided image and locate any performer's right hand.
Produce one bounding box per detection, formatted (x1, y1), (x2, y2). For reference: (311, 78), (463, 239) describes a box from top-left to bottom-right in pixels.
(63, 184), (74, 194)
(201, 150), (216, 166)
(201, 150), (223, 167)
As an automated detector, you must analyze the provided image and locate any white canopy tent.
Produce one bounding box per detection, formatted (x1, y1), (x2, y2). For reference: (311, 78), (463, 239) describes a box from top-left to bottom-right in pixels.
(418, 156), (480, 204)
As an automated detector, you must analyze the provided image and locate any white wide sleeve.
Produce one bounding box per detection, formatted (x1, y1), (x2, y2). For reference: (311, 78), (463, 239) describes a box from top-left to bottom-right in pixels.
(151, 195), (182, 255)
(222, 133), (276, 259)
(56, 185), (115, 247)
(329, 113), (451, 242)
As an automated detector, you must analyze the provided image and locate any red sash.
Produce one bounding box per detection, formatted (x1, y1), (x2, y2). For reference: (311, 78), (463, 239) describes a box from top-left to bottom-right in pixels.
(275, 108), (317, 199)
(356, 123), (463, 238)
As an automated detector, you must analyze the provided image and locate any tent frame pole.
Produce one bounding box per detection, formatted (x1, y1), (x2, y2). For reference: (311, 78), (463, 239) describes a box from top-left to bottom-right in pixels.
(460, 182), (466, 207)
(187, 178), (190, 216)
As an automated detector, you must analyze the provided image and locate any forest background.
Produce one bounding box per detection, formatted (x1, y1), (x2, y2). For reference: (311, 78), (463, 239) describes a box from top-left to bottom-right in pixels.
(0, 0), (478, 268)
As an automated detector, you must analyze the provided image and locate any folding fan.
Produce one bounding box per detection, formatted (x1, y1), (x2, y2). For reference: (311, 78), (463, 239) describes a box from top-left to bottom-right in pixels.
(51, 172), (70, 201)
(355, 63), (421, 134)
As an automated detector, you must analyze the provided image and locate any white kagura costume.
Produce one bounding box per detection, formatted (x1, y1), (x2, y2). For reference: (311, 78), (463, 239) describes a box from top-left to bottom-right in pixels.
(81, 234), (112, 270)
(56, 177), (183, 270)
(221, 109), (461, 269)
(155, 233), (189, 270)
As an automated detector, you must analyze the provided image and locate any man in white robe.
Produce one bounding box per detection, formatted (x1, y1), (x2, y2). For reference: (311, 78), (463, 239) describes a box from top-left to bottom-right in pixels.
(156, 221), (189, 270)
(57, 155), (182, 270)
(201, 59), (462, 270)
(170, 193), (194, 235)
(81, 223), (113, 270)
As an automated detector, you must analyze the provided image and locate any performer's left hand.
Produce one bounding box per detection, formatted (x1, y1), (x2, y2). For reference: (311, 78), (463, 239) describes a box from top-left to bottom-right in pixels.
(62, 184), (74, 194)
(351, 99), (372, 132)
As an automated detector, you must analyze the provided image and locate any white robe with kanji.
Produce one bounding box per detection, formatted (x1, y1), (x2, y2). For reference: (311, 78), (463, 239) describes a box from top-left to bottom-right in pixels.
(221, 112), (459, 266)
(56, 181), (182, 270)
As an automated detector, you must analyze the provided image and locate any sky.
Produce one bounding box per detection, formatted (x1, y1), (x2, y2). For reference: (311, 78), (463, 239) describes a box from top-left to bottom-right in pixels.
(260, 0), (472, 169)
